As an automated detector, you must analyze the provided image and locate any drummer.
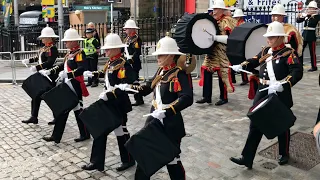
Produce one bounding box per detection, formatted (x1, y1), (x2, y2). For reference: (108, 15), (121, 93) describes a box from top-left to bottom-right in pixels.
(233, 8), (249, 86)
(21, 25), (58, 125)
(39, 28), (90, 143)
(132, 35), (193, 179)
(229, 21), (303, 168)
(196, 0), (236, 106)
(81, 33), (136, 172)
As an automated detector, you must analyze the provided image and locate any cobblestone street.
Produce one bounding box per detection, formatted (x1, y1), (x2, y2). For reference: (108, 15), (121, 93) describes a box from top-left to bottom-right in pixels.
(0, 68), (319, 180)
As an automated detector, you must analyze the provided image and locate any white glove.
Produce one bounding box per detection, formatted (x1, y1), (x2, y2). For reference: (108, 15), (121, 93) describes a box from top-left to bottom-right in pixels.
(83, 71), (93, 78)
(39, 69), (51, 76)
(99, 91), (108, 101)
(21, 59), (29, 64)
(30, 66), (37, 72)
(59, 71), (68, 79)
(116, 83), (130, 91)
(150, 109), (166, 122)
(231, 65), (243, 72)
(268, 81), (284, 94)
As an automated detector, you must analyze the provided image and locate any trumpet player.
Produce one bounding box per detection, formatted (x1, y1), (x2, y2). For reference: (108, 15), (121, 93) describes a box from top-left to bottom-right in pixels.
(297, 0), (320, 71)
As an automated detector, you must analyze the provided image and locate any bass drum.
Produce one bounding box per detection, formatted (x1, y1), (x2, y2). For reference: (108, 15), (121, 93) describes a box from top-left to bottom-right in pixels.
(226, 23), (268, 65)
(173, 13), (220, 55)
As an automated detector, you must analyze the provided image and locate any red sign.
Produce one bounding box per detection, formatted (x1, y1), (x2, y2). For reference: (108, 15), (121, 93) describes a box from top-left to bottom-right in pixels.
(185, 0), (196, 13)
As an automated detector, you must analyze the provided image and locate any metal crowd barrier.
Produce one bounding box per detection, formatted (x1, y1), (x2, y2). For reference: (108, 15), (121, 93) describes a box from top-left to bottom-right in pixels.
(0, 52), (13, 84)
(11, 51), (38, 85)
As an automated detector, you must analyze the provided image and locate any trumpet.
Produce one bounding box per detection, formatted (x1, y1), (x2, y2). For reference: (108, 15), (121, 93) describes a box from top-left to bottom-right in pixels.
(298, 8), (320, 18)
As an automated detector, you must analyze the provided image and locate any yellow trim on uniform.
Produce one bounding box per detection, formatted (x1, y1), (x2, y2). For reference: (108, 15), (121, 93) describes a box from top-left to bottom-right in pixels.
(169, 105), (176, 114)
(286, 75), (292, 87)
(112, 90), (117, 98)
(71, 71), (75, 78)
(39, 64), (43, 69)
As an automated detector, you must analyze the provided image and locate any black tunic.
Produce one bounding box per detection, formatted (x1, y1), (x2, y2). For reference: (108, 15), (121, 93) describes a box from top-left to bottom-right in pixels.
(124, 34), (142, 71)
(242, 46), (303, 108)
(297, 14), (320, 41)
(133, 66), (193, 141)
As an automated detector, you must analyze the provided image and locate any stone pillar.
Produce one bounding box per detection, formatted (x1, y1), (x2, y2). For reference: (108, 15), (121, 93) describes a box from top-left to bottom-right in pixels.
(196, 0), (210, 13)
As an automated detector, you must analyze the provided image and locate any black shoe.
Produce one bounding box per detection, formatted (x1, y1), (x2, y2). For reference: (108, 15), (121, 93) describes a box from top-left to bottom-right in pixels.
(22, 117), (38, 124)
(116, 161), (135, 172)
(215, 99), (228, 106)
(278, 155), (289, 165)
(196, 98), (212, 104)
(81, 163), (104, 171)
(308, 68), (318, 72)
(132, 101), (144, 106)
(74, 136), (90, 142)
(86, 83), (92, 87)
(240, 81), (249, 86)
(91, 83), (98, 87)
(230, 157), (252, 169)
(48, 119), (56, 125)
(42, 136), (60, 144)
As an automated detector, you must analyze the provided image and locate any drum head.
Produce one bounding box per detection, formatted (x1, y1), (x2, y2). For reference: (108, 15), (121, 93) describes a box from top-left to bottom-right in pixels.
(227, 23), (268, 65)
(245, 26), (268, 59)
(173, 13), (220, 55)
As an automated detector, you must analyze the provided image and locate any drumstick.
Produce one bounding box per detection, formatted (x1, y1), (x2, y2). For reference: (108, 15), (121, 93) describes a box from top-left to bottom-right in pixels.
(124, 88), (139, 93)
(55, 77), (61, 83)
(22, 62), (28, 68)
(228, 66), (253, 75)
(259, 81), (287, 92)
(43, 74), (52, 82)
(143, 110), (166, 117)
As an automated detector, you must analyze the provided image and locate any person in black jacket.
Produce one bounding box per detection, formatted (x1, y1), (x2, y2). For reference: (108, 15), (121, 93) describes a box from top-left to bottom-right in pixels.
(123, 19), (144, 106)
(81, 33), (136, 172)
(230, 21), (303, 168)
(39, 28), (90, 144)
(21, 25), (59, 125)
(296, 0), (320, 71)
(132, 35), (193, 180)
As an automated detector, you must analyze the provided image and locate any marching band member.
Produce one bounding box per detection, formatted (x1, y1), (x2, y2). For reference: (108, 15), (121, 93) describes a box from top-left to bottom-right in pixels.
(40, 28), (90, 143)
(297, 0), (320, 71)
(233, 8), (249, 85)
(82, 33), (136, 172)
(230, 21), (303, 168)
(21, 25), (58, 125)
(132, 35), (193, 180)
(196, 0), (236, 106)
(123, 19), (144, 106)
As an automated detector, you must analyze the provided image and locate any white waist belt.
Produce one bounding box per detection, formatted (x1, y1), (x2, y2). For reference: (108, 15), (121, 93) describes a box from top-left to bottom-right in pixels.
(303, 27), (316, 30)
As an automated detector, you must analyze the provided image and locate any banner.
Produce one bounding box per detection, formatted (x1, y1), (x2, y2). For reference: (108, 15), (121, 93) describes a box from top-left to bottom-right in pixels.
(3, 0), (12, 27)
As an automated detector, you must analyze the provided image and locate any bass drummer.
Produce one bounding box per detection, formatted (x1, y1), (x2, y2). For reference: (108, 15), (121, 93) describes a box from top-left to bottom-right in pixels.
(229, 21), (303, 168)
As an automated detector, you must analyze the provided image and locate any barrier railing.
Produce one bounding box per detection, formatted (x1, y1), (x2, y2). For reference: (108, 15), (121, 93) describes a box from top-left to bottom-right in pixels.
(0, 52), (13, 84)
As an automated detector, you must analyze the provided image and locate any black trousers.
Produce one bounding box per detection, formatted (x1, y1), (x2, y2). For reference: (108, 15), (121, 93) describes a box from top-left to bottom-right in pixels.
(89, 115), (133, 169)
(31, 95), (42, 118)
(133, 69), (144, 103)
(302, 41), (317, 69)
(241, 72), (248, 82)
(203, 69), (228, 100)
(52, 98), (89, 142)
(134, 141), (185, 180)
(87, 54), (99, 84)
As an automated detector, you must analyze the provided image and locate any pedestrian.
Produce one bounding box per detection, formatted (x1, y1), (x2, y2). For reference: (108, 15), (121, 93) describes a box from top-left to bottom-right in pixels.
(40, 28), (90, 143)
(296, 0), (320, 71)
(81, 33), (136, 172)
(196, 0), (236, 106)
(21, 25), (58, 125)
(233, 8), (249, 85)
(132, 35), (193, 180)
(229, 21), (303, 168)
(84, 28), (100, 87)
(87, 22), (100, 44)
(123, 18), (144, 106)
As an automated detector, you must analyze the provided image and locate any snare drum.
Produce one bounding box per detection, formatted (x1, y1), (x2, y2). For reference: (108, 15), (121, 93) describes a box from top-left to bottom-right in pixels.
(247, 93), (296, 139)
(79, 99), (122, 139)
(227, 23), (268, 65)
(125, 120), (181, 177)
(22, 73), (53, 99)
(42, 82), (79, 117)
